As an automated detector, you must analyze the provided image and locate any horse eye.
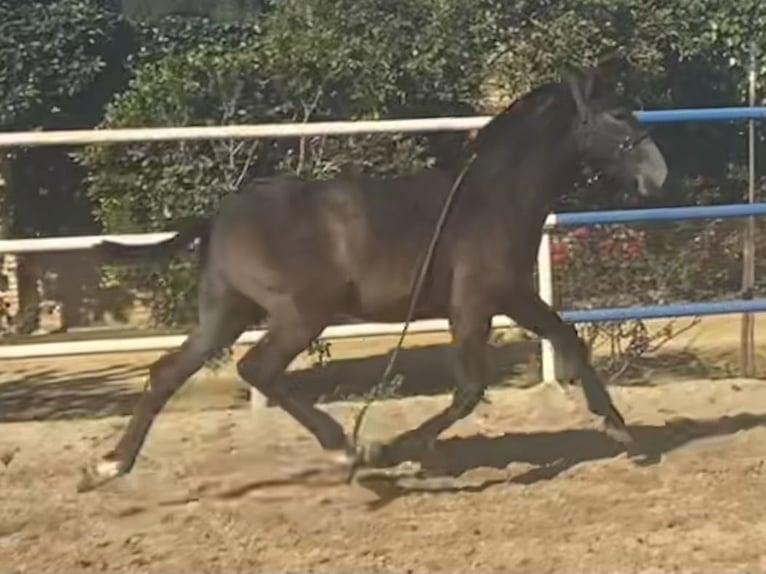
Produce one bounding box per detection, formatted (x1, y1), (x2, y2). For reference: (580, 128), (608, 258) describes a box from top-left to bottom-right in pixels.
(611, 110), (630, 122)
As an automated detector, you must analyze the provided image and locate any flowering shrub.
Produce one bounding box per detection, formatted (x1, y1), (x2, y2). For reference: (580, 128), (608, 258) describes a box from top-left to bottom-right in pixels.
(547, 218), (755, 381)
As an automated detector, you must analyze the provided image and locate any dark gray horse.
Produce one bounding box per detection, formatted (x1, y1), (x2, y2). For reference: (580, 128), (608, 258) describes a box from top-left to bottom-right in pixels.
(86, 65), (667, 486)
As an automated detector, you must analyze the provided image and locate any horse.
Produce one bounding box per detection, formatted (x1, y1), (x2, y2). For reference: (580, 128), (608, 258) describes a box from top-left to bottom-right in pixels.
(84, 64), (668, 487)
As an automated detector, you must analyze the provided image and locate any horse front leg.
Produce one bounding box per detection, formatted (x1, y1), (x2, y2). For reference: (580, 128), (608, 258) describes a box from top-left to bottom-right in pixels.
(505, 289), (634, 446)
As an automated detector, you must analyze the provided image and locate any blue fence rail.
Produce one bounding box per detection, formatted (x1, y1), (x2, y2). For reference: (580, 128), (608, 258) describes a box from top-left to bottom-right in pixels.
(635, 107), (766, 124)
(548, 202), (766, 229)
(548, 203), (766, 324)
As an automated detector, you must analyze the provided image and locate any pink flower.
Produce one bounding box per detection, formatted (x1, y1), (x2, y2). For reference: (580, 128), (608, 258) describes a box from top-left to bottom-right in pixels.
(598, 238), (615, 258)
(571, 227), (590, 242)
(551, 241), (569, 266)
(623, 240), (642, 260)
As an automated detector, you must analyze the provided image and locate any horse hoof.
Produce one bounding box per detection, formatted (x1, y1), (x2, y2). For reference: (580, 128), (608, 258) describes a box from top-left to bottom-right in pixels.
(355, 441), (395, 469)
(96, 459), (123, 479)
(603, 420), (634, 448)
(76, 459), (124, 493)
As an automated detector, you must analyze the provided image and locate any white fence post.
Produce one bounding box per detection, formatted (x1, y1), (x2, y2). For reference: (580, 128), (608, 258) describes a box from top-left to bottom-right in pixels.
(537, 217), (558, 382)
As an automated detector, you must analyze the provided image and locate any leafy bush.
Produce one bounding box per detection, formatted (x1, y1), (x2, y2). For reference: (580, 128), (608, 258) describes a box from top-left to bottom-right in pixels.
(83, 46), (282, 323)
(0, 0), (134, 333)
(82, 0), (504, 325)
(0, 0), (132, 131)
(549, 218), (760, 380)
(128, 15), (264, 71)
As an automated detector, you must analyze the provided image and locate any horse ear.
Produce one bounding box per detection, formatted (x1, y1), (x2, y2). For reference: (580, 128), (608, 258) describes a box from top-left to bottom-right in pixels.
(582, 68), (598, 99)
(567, 70), (592, 120)
(590, 55), (624, 95)
(567, 56), (623, 119)
(593, 53), (623, 77)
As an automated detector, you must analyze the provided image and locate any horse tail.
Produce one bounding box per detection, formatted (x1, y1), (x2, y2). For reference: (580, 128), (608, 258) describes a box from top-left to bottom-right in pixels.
(95, 216), (211, 262)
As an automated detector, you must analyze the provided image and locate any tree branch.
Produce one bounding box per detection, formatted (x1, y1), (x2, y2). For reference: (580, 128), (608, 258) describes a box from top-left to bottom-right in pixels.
(233, 140), (259, 191)
(296, 86), (324, 176)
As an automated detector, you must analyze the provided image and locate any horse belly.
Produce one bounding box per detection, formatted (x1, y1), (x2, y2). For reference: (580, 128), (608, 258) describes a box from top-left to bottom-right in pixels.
(347, 266), (449, 323)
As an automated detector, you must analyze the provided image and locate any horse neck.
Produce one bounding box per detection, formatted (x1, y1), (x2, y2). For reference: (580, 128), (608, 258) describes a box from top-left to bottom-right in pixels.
(466, 111), (580, 228)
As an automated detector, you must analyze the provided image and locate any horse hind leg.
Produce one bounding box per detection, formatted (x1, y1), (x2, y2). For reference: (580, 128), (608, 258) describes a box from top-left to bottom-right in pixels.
(80, 274), (254, 490)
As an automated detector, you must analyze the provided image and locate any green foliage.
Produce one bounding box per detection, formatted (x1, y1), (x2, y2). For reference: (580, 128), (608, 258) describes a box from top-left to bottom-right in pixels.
(122, 0), (276, 22)
(83, 0), (505, 325)
(0, 0), (134, 238)
(86, 46), (281, 225)
(129, 15), (264, 71)
(0, 0), (135, 333)
(260, 0), (501, 119)
(488, 1), (724, 98)
(0, 0), (133, 131)
(83, 46), (281, 323)
(255, 0), (505, 179)
(708, 0), (766, 78)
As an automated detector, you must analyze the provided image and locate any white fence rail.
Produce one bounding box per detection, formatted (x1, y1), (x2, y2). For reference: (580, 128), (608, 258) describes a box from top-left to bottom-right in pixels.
(0, 316), (516, 360)
(0, 117), (492, 148)
(0, 233), (175, 254)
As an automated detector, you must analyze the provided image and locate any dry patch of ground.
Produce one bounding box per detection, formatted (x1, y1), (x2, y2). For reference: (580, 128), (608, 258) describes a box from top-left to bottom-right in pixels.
(1, 378), (766, 572)
(1, 314), (765, 572)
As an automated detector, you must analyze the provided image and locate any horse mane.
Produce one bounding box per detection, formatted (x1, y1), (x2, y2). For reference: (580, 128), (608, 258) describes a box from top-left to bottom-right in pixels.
(473, 81), (572, 152)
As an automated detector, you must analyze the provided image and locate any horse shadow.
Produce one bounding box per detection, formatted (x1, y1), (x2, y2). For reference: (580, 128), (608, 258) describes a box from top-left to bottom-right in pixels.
(278, 338), (539, 403)
(275, 340), (725, 405)
(0, 363), (144, 422)
(0, 338), (534, 423)
(360, 410), (766, 509)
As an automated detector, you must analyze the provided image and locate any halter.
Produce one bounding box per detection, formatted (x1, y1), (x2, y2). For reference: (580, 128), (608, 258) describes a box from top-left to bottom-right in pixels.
(568, 78), (651, 186)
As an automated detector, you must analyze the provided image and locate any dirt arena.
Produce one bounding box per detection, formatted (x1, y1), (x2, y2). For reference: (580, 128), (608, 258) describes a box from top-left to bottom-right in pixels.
(2, 316), (766, 572)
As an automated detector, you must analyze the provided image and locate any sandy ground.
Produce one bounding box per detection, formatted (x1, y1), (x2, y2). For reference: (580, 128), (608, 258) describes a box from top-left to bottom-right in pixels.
(1, 315), (766, 572)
